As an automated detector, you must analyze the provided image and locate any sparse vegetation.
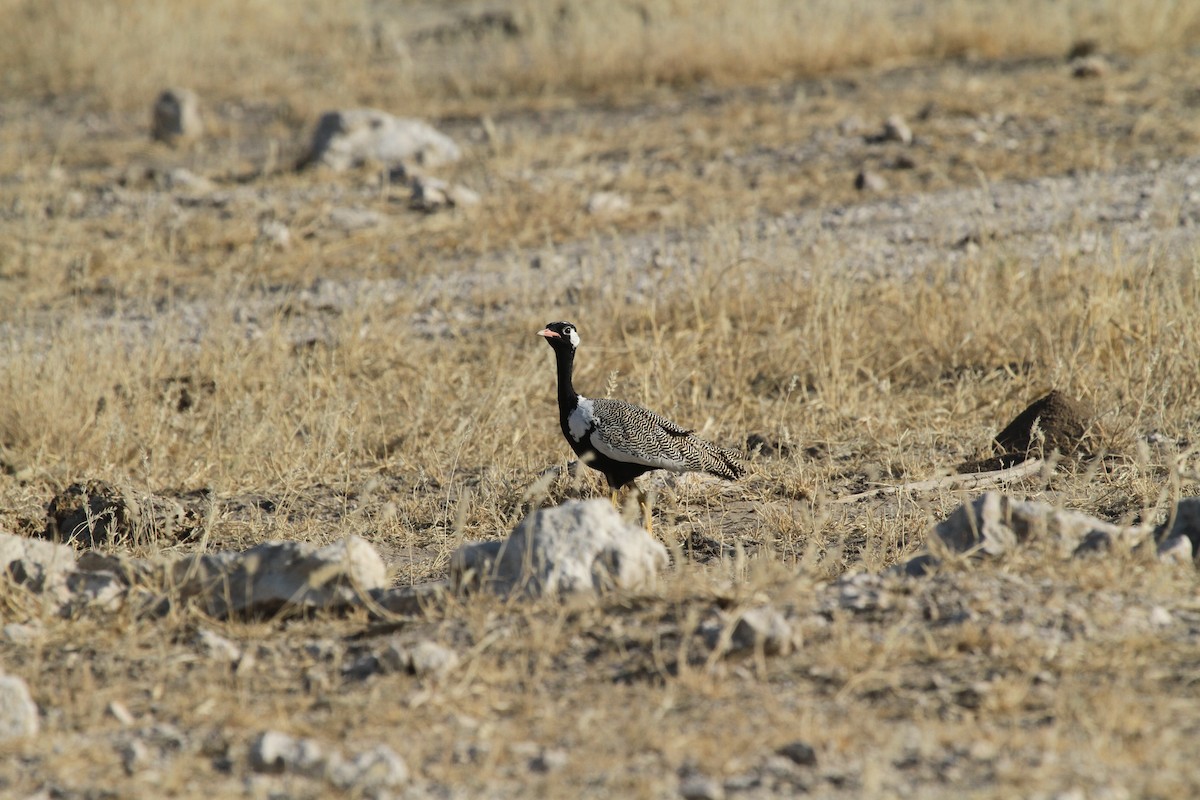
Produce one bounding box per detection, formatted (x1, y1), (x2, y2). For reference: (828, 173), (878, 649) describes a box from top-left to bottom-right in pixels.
(1, 1), (1199, 797)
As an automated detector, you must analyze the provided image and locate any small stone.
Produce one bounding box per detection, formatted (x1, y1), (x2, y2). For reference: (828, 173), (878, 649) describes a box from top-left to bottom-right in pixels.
(120, 738), (152, 775)
(327, 744), (408, 790)
(679, 773), (725, 800)
(328, 207), (384, 232)
(248, 730), (326, 776)
(585, 191), (631, 215)
(0, 674), (39, 741)
(65, 568), (126, 611)
(727, 606), (796, 656)
(195, 629), (243, 663)
(882, 114), (913, 145)
(258, 220), (291, 250)
(777, 741), (817, 767)
(107, 700), (136, 726)
(1149, 606), (1173, 627)
(855, 170), (888, 192)
(529, 748), (568, 773)
(410, 175), (481, 212)
(303, 109), (461, 171)
(1071, 56), (1108, 79)
(406, 640), (460, 679)
(162, 168), (213, 192)
(151, 88), (203, 143)
(2, 623), (41, 644)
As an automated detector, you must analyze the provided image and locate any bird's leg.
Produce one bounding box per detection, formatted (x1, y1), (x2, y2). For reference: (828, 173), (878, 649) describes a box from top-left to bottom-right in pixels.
(637, 487), (653, 533)
(609, 487), (620, 507)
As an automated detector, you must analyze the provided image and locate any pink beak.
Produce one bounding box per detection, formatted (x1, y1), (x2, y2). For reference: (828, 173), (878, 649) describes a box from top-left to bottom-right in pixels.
(537, 328), (560, 339)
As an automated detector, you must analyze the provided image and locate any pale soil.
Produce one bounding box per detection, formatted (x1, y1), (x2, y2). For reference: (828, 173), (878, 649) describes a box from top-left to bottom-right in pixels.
(1, 40), (1199, 800)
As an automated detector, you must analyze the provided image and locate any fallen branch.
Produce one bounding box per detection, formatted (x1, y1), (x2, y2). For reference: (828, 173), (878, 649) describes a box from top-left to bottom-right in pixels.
(832, 458), (1046, 504)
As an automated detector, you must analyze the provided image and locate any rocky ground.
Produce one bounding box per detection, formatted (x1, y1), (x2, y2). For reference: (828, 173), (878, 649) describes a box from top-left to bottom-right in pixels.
(1, 30), (1200, 800)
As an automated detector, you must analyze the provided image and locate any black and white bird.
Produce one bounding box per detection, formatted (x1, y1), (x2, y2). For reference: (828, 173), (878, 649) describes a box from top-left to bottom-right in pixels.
(537, 321), (744, 508)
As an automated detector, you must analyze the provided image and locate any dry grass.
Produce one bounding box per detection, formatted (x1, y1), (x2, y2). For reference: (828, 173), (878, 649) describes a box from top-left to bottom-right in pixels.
(3, 0), (1199, 112)
(2, 1), (1200, 797)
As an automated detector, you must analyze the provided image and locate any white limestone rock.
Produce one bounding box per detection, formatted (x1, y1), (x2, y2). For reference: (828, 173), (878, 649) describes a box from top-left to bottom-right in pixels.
(0, 673), (39, 741)
(882, 114), (913, 145)
(728, 605), (797, 656)
(304, 109), (461, 171)
(327, 744), (409, 791)
(410, 174), (481, 212)
(249, 730), (326, 776)
(0, 531), (77, 608)
(450, 499), (668, 599)
(585, 191), (631, 215)
(932, 492), (1143, 557)
(379, 639), (460, 679)
(171, 535), (386, 618)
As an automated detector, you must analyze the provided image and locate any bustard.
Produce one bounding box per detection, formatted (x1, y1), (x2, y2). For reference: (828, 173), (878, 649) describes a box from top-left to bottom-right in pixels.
(537, 321), (744, 526)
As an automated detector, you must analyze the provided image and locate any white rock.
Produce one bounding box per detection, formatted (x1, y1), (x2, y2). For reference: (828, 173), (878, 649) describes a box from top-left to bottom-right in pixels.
(305, 109), (461, 171)
(195, 628), (243, 663)
(328, 206), (384, 231)
(0, 674), (39, 741)
(258, 219), (291, 250)
(586, 191), (631, 215)
(410, 175), (481, 212)
(727, 605), (797, 656)
(3, 622), (42, 644)
(0, 531), (77, 608)
(882, 114), (913, 145)
(64, 568), (126, 611)
(450, 500), (668, 599)
(1149, 606), (1173, 627)
(1157, 534), (1193, 565)
(855, 170), (888, 192)
(327, 744), (409, 790)
(249, 730), (327, 776)
(151, 88), (203, 143)
(679, 773), (725, 800)
(163, 167), (214, 192)
(408, 640), (459, 677)
(107, 700), (136, 726)
(171, 535), (387, 618)
(120, 738), (151, 775)
(932, 492), (1142, 557)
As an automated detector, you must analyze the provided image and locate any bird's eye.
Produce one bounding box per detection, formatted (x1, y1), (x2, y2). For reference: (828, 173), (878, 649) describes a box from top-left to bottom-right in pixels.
(564, 326), (573, 335)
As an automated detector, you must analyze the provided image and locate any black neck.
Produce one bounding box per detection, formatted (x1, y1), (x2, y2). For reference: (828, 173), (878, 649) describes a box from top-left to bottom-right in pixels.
(553, 345), (579, 413)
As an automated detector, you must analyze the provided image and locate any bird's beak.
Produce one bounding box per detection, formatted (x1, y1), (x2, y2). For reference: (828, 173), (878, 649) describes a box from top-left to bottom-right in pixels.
(537, 328), (560, 339)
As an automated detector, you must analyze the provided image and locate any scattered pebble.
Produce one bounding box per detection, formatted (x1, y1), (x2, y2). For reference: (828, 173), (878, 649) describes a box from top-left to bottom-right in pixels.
(0, 674), (39, 741)
(855, 170), (888, 192)
(776, 741), (817, 767)
(249, 730), (326, 776)
(586, 191), (631, 215)
(679, 773), (725, 800)
(882, 114), (913, 145)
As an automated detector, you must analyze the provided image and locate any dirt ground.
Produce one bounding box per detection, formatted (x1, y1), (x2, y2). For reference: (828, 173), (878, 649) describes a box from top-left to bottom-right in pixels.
(2, 6), (1200, 798)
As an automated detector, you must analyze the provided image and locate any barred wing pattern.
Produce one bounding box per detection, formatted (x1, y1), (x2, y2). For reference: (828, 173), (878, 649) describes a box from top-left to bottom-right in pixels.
(587, 397), (745, 481)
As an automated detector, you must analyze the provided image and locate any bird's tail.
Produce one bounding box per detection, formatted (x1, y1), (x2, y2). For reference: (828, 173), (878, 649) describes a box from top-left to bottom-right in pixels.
(692, 436), (746, 481)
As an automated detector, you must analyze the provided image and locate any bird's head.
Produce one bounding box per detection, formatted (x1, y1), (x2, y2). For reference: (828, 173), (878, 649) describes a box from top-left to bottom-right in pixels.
(537, 321), (581, 351)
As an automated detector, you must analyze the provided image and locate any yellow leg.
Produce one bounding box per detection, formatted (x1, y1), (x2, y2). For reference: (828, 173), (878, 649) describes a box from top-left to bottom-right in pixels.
(638, 488), (653, 533)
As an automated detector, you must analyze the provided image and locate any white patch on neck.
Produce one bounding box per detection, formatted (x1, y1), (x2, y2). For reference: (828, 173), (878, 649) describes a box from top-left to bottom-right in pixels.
(567, 328), (581, 349)
(568, 395), (595, 441)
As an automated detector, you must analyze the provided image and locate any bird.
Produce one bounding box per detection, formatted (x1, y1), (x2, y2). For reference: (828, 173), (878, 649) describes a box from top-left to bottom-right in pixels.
(537, 321), (744, 525)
